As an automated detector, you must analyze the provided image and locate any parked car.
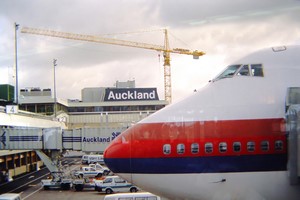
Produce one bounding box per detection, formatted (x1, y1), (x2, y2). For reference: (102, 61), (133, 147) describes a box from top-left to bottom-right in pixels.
(74, 166), (103, 178)
(0, 193), (22, 200)
(95, 176), (138, 194)
(88, 163), (110, 175)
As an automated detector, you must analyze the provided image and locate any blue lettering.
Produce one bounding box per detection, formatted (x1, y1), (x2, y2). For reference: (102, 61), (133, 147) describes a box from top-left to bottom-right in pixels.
(111, 132), (121, 140)
(82, 136), (111, 143)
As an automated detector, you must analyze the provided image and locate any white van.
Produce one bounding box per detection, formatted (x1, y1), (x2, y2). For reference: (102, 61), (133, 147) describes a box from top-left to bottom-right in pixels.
(104, 192), (161, 200)
(81, 155), (89, 164)
(95, 176), (138, 194)
(0, 193), (22, 200)
(81, 154), (104, 164)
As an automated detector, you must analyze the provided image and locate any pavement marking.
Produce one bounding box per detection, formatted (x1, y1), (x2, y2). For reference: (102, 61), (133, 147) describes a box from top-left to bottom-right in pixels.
(22, 186), (43, 200)
(8, 173), (49, 193)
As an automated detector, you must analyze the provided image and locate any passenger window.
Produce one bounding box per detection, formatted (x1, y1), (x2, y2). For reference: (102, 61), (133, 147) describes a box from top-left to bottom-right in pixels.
(191, 143), (199, 154)
(103, 178), (112, 183)
(237, 65), (250, 76)
(247, 141), (255, 152)
(177, 144), (185, 154)
(275, 140), (283, 151)
(115, 178), (126, 183)
(261, 141), (269, 151)
(251, 64), (264, 77)
(163, 144), (171, 155)
(233, 142), (241, 152)
(205, 143), (213, 153)
(219, 142), (227, 153)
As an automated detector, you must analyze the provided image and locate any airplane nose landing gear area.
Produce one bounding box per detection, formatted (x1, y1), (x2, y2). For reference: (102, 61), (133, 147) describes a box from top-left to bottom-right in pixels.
(286, 104), (300, 185)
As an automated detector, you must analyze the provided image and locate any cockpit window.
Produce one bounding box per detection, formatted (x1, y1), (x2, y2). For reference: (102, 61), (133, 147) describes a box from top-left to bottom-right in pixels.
(251, 64), (264, 77)
(214, 64), (264, 81)
(215, 65), (241, 80)
(237, 65), (250, 76)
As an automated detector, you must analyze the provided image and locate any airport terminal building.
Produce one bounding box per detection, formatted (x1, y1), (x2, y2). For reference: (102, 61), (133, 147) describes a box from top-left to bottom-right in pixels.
(0, 81), (167, 182)
(18, 80), (168, 129)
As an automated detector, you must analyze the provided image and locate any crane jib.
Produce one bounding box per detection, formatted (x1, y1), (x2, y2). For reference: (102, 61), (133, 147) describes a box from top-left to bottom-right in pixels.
(21, 26), (205, 104)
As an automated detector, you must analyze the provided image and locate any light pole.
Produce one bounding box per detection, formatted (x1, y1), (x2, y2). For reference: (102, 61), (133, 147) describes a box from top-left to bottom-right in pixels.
(53, 59), (57, 118)
(14, 22), (19, 105)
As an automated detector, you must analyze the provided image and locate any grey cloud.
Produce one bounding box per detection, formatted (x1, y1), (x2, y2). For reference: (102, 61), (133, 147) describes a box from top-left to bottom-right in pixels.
(157, 0), (300, 27)
(1, 0), (300, 101)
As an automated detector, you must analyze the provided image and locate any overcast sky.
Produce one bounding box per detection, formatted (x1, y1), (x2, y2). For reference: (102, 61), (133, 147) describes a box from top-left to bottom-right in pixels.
(1, 0), (300, 103)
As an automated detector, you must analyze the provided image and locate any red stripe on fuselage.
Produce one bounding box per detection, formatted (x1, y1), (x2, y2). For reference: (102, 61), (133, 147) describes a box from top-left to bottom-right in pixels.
(106, 118), (286, 158)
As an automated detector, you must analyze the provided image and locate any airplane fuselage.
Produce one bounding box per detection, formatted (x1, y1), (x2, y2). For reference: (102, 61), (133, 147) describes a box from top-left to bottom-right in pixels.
(104, 46), (300, 200)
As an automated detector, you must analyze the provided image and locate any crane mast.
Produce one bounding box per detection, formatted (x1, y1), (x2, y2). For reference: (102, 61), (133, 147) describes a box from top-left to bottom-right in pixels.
(21, 27), (205, 104)
(163, 29), (172, 104)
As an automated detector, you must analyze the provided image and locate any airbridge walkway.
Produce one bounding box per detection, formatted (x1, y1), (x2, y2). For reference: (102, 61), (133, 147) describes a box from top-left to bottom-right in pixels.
(0, 108), (130, 182)
(0, 115), (126, 182)
(0, 126), (125, 153)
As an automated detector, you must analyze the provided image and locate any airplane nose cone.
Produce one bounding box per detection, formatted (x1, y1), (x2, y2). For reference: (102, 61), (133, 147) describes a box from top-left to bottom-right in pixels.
(104, 123), (159, 183)
(104, 128), (132, 178)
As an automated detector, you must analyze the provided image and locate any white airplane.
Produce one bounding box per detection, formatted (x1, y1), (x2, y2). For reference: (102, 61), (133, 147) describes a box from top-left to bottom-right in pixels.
(104, 45), (300, 200)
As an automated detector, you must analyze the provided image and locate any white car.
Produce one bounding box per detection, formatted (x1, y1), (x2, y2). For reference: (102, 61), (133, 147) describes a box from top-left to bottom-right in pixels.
(74, 166), (103, 178)
(95, 176), (138, 194)
(89, 163), (110, 175)
(0, 193), (21, 200)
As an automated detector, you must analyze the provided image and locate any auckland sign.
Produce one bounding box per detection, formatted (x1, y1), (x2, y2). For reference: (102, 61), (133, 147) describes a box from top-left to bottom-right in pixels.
(104, 88), (159, 101)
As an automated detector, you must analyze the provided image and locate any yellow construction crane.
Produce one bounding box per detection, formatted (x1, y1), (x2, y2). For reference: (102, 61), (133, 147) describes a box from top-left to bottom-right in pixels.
(21, 27), (205, 104)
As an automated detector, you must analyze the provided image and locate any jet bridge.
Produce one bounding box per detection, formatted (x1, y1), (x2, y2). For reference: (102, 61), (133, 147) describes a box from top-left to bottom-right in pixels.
(0, 126), (125, 152)
(286, 87), (300, 185)
(0, 124), (126, 178)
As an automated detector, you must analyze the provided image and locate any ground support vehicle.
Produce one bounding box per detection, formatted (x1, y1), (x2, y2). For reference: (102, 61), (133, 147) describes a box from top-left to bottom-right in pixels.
(72, 177), (96, 191)
(41, 173), (72, 190)
(81, 154), (104, 164)
(36, 151), (72, 190)
(95, 176), (138, 194)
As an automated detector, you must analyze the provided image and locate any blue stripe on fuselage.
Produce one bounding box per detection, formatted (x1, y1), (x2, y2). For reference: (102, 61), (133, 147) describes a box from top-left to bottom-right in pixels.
(105, 154), (287, 174)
